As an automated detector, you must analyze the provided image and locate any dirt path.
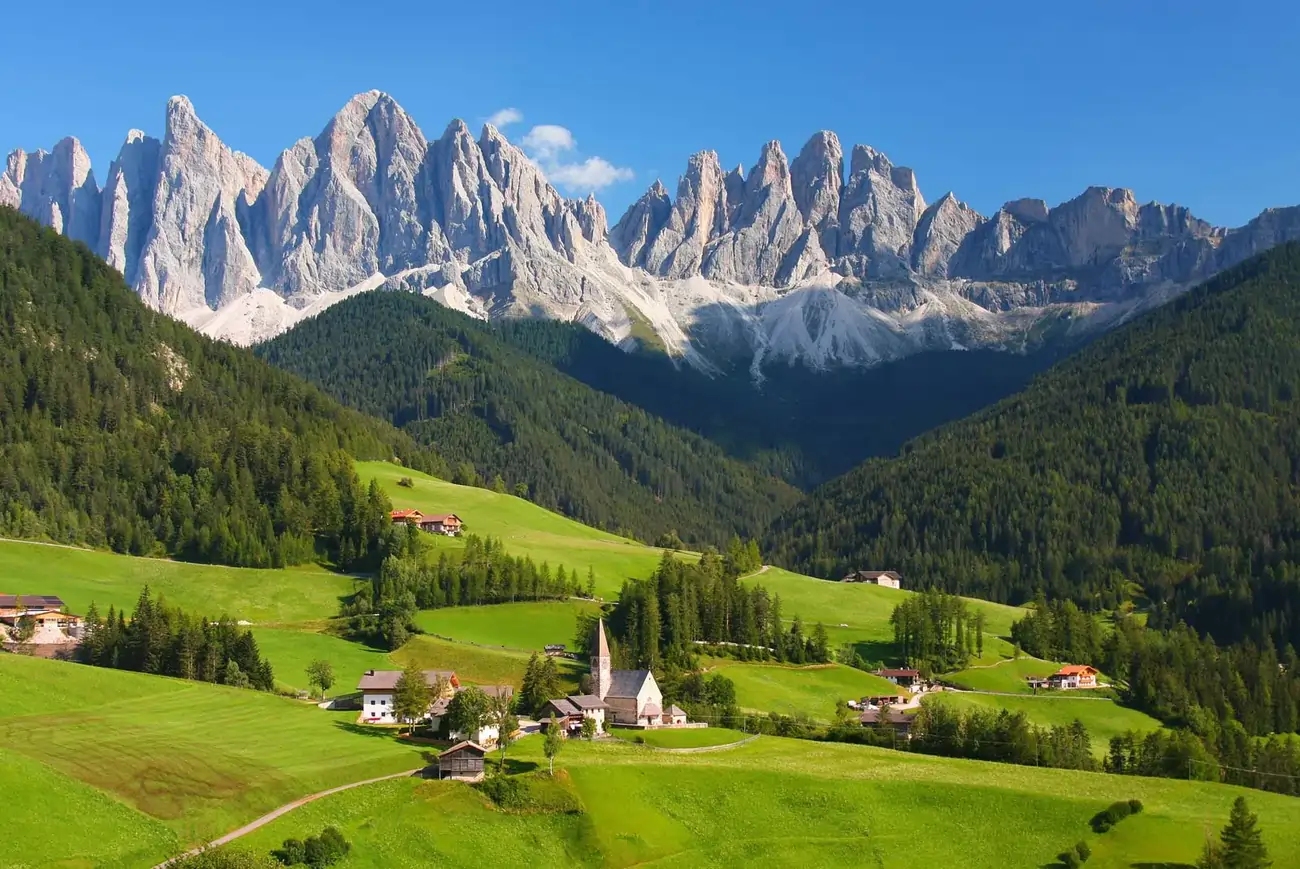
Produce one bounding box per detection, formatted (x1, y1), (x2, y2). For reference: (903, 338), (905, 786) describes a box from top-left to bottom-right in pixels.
(152, 768), (422, 867)
(0, 536), (95, 553)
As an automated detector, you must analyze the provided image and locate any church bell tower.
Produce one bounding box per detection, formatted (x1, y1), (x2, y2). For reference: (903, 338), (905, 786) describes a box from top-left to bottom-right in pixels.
(592, 618), (612, 699)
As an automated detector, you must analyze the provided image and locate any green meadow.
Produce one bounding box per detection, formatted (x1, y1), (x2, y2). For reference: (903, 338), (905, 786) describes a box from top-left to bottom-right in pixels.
(358, 460), (677, 597)
(744, 566), (1024, 663)
(0, 539), (351, 625)
(706, 658), (903, 721)
(231, 734), (1300, 869)
(252, 627), (395, 694)
(609, 726), (752, 748)
(414, 599), (599, 652)
(394, 634), (585, 692)
(923, 690), (1165, 754)
(0, 654), (422, 854)
(945, 656), (1069, 694)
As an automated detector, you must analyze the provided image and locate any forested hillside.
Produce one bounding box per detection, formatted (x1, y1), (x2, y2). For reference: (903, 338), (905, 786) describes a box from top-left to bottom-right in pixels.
(768, 242), (1300, 655)
(0, 208), (440, 567)
(258, 292), (799, 547)
(490, 317), (1051, 487)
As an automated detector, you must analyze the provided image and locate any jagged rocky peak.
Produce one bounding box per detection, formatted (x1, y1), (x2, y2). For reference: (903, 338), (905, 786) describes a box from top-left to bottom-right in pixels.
(640, 149), (730, 278)
(98, 128), (162, 282)
(912, 192), (985, 277)
(610, 178), (671, 267)
(839, 143), (926, 277)
(1004, 197), (1049, 223)
(0, 136), (101, 247)
(790, 130), (844, 259)
(135, 94), (266, 312)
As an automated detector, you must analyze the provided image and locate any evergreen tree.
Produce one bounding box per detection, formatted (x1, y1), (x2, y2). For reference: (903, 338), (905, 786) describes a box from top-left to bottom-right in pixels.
(1219, 797), (1271, 869)
(392, 663), (432, 734)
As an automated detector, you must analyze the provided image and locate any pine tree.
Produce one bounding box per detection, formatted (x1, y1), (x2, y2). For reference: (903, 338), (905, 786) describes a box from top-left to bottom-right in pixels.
(392, 662), (432, 734)
(1219, 797), (1271, 869)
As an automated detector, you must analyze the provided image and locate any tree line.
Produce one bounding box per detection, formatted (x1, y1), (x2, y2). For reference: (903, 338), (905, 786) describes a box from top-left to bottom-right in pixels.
(891, 590), (987, 673)
(78, 586), (274, 691)
(0, 208), (439, 570)
(593, 550), (831, 671)
(340, 528), (591, 649)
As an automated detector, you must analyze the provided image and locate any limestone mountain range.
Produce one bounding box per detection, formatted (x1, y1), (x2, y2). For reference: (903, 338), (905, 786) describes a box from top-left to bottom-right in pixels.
(5, 91), (1299, 373)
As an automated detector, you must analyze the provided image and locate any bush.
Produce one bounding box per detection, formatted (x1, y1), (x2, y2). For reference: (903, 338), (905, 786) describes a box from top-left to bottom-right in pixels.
(273, 827), (349, 867)
(477, 774), (530, 809)
(175, 850), (278, 869)
(397, 477), (415, 488)
(1091, 799), (1137, 832)
(1075, 841), (1091, 862)
(1058, 851), (1081, 869)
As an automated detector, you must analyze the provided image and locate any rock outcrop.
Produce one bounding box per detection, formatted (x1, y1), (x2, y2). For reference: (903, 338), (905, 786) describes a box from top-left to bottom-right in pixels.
(6, 94), (1300, 374)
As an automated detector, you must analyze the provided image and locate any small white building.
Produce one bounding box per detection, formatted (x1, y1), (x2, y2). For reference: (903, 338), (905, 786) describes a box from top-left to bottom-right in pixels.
(446, 685), (515, 745)
(840, 570), (902, 589)
(357, 669), (459, 724)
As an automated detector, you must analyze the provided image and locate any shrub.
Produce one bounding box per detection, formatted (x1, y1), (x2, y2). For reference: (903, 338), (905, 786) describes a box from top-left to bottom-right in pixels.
(397, 476), (415, 488)
(1128, 798), (1144, 814)
(1091, 799), (1138, 832)
(477, 774), (530, 809)
(1058, 850), (1081, 869)
(273, 827), (349, 867)
(1075, 841), (1091, 862)
(272, 840), (306, 865)
(176, 850), (278, 869)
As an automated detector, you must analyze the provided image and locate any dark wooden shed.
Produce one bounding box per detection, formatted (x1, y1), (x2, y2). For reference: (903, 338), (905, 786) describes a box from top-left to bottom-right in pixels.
(438, 740), (486, 782)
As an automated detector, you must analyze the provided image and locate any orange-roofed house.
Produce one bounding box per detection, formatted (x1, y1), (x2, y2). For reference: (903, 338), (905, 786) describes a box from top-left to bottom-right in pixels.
(418, 514), (462, 537)
(1048, 664), (1099, 690)
(390, 509), (425, 525)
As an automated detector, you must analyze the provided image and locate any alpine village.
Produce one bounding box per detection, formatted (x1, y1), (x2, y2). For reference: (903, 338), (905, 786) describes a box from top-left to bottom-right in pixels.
(3, 10), (1300, 866)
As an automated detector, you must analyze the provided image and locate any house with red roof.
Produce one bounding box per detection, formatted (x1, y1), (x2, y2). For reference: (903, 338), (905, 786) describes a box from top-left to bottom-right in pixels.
(1047, 664), (1099, 690)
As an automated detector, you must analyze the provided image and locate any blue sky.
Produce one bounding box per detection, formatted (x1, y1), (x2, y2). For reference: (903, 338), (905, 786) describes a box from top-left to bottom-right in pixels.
(3, 0), (1297, 226)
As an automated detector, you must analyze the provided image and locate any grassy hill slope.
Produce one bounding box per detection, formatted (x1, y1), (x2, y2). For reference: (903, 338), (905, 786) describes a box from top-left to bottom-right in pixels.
(230, 735), (1300, 869)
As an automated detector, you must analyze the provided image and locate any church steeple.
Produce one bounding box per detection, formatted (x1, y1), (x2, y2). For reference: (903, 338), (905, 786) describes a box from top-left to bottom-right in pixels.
(592, 618), (612, 699)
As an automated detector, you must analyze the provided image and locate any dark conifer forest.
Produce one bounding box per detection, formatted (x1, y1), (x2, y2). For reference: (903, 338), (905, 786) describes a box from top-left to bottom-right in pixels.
(0, 209), (437, 568)
(767, 242), (1300, 661)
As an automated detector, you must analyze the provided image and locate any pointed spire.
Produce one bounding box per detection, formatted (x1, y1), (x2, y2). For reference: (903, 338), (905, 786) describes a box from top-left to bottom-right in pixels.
(596, 618), (610, 658)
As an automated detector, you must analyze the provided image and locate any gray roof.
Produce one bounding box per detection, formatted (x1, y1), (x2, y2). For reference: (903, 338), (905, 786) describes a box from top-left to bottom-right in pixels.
(477, 685), (514, 699)
(567, 694), (607, 710)
(0, 595), (65, 610)
(356, 669), (456, 691)
(547, 698), (579, 717)
(440, 740), (486, 757)
(605, 669), (652, 699)
(668, 704), (686, 717)
(642, 703), (662, 717)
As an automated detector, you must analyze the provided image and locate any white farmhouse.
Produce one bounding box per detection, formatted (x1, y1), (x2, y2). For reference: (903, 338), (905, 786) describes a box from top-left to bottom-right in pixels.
(357, 669), (458, 724)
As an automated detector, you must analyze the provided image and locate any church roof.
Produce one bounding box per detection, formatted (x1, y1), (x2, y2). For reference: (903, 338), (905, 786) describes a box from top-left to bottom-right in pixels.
(606, 669), (652, 699)
(595, 618), (610, 658)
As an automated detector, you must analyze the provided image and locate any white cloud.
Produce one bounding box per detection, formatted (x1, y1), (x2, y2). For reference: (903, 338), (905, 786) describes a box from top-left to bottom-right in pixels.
(548, 157), (635, 191)
(521, 124), (576, 160)
(519, 123), (633, 193)
(486, 107), (523, 128)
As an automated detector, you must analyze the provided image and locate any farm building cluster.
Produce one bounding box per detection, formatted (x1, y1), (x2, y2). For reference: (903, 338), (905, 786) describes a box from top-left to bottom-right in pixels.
(839, 570), (903, 589)
(1027, 664), (1101, 690)
(0, 595), (83, 651)
(356, 668), (515, 746)
(390, 509), (463, 536)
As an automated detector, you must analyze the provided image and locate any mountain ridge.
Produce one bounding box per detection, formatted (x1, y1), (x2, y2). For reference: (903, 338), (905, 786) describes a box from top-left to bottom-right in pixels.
(6, 92), (1300, 373)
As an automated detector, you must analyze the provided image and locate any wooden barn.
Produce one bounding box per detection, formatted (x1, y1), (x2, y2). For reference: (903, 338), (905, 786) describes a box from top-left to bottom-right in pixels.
(437, 741), (486, 782)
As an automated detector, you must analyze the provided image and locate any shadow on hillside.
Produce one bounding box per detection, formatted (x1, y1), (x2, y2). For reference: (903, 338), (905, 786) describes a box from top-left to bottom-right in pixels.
(496, 758), (540, 775)
(332, 721), (403, 740)
(852, 640), (901, 668)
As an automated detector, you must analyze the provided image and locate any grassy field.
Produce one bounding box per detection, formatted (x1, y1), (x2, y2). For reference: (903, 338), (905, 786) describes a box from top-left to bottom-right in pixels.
(232, 734), (1300, 869)
(706, 658), (903, 721)
(394, 634), (585, 692)
(609, 726), (752, 748)
(744, 567), (1024, 664)
(252, 627), (395, 694)
(923, 691), (1165, 755)
(414, 600), (599, 652)
(945, 656), (1070, 693)
(0, 539), (352, 625)
(0, 654), (423, 855)
(359, 461), (677, 597)
(2, 746), (178, 869)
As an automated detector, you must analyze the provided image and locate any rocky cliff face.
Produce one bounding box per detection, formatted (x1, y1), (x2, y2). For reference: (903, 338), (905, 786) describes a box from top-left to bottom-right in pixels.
(6, 93), (1300, 375)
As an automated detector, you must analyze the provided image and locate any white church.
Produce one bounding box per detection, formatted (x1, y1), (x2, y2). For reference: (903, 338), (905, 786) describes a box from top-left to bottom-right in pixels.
(542, 619), (690, 733)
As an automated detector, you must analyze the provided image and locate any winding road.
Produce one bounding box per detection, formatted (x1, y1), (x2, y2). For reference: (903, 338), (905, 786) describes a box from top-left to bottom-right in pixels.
(151, 768), (423, 868)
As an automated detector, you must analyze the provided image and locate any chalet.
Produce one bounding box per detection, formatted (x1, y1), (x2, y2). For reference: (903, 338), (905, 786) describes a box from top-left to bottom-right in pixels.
(356, 669), (459, 724)
(418, 514), (462, 537)
(542, 694), (608, 735)
(437, 741), (486, 782)
(1047, 664), (1099, 690)
(390, 509), (424, 525)
(860, 707), (913, 733)
(841, 570), (902, 589)
(0, 595), (83, 645)
(873, 668), (923, 690)
(544, 644), (571, 658)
